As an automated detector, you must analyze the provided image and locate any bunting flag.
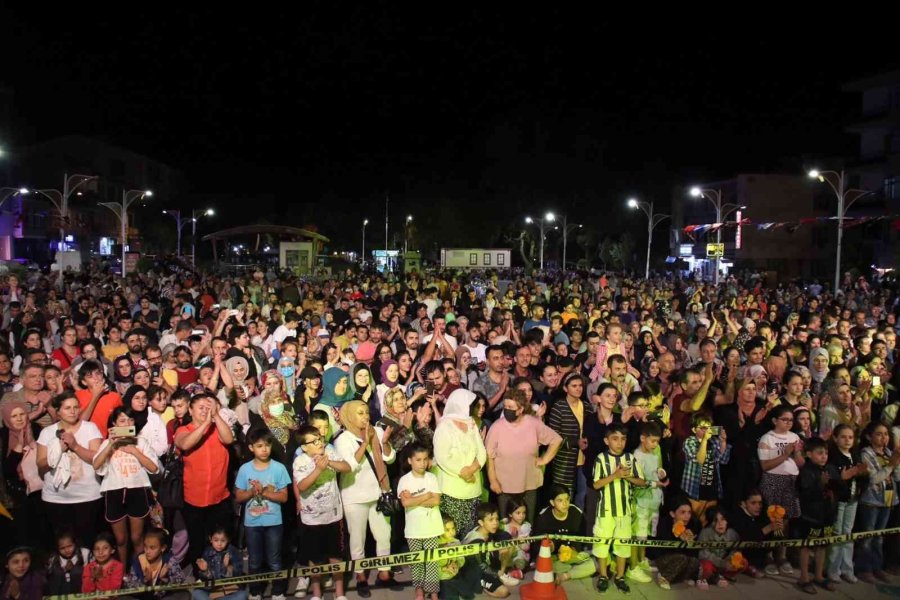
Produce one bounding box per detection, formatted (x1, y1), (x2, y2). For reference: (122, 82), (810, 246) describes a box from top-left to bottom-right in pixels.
(683, 214), (900, 235)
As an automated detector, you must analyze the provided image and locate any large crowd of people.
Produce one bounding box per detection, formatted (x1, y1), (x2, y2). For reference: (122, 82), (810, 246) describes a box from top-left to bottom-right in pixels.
(1, 261), (900, 599)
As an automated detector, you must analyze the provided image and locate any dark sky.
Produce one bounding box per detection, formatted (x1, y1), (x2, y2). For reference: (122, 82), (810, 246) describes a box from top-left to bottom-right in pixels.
(2, 7), (898, 252)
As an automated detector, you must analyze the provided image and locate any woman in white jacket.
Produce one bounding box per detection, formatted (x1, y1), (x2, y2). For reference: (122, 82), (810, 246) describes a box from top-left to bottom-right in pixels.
(433, 388), (487, 537)
(335, 399), (399, 597)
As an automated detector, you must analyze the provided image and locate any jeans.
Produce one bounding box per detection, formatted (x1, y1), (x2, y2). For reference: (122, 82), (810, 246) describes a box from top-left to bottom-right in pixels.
(246, 525), (286, 596)
(828, 500), (858, 578)
(192, 590), (248, 600)
(574, 469), (588, 510)
(856, 504), (891, 573)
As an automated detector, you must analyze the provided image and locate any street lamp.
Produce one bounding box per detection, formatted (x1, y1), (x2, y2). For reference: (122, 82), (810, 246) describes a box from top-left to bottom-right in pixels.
(525, 211), (555, 270)
(404, 215), (414, 254)
(555, 215), (583, 273)
(100, 189), (152, 276)
(628, 198), (671, 279)
(808, 169), (872, 292)
(34, 173), (99, 242)
(361, 219), (369, 266)
(688, 186), (743, 285)
(0, 187), (29, 209)
(163, 208), (214, 264)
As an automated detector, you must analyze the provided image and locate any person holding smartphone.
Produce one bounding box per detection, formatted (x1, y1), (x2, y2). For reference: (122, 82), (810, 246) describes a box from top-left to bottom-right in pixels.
(681, 413), (731, 526)
(92, 407), (160, 566)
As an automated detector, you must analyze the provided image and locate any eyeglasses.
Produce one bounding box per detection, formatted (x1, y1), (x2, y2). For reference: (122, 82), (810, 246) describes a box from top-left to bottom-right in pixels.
(302, 437), (324, 447)
(777, 417), (794, 423)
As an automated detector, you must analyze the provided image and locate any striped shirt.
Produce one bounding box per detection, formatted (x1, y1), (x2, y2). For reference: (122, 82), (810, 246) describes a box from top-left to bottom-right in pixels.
(548, 397), (592, 490)
(593, 451), (642, 518)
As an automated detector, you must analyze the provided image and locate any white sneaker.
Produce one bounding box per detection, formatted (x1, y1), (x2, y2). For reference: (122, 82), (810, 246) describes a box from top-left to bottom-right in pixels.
(249, 595), (262, 600)
(627, 566), (653, 583)
(272, 595), (287, 600)
(499, 573), (520, 587)
(294, 577), (310, 598)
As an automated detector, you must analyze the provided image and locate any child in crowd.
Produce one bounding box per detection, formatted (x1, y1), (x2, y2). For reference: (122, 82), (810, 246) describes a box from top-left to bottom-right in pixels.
(697, 507), (740, 588)
(652, 496), (701, 590)
(2, 547), (45, 600)
(828, 424), (866, 584)
(501, 497), (531, 575)
(292, 424), (350, 600)
(45, 530), (92, 597)
(681, 412), (730, 526)
(398, 443), (444, 600)
(795, 437), (839, 593)
(82, 532), (124, 594)
(592, 422), (648, 592)
(308, 409), (333, 443)
(235, 429), (292, 600)
(438, 515), (480, 600)
(123, 529), (186, 599)
(631, 421), (667, 577)
(462, 503), (516, 598)
(729, 489), (780, 578)
(531, 485), (595, 584)
(192, 527), (246, 600)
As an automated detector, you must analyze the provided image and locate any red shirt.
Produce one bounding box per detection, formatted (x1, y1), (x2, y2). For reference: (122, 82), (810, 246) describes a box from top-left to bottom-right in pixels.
(176, 422), (230, 507)
(75, 390), (123, 437)
(81, 559), (124, 592)
(176, 368), (200, 387)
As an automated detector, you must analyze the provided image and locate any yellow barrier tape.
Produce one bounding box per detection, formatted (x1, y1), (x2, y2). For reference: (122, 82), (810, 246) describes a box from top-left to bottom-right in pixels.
(45, 527), (900, 599)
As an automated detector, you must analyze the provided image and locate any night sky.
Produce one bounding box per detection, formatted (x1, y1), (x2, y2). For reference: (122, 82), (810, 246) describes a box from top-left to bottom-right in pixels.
(2, 7), (898, 254)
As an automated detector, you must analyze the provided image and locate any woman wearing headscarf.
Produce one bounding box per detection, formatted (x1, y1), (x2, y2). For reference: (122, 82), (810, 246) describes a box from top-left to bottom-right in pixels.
(223, 356), (251, 429)
(335, 400), (399, 596)
(433, 388), (487, 537)
(350, 362), (378, 419)
(318, 368), (354, 433)
(0, 400), (43, 549)
(122, 385), (150, 435)
(375, 360), (405, 421)
(112, 356), (134, 397)
(809, 347), (830, 398)
(455, 346), (478, 390)
(254, 370), (300, 463)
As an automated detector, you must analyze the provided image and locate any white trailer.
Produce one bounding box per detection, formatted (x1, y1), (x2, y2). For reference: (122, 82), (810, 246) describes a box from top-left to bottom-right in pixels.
(440, 248), (511, 269)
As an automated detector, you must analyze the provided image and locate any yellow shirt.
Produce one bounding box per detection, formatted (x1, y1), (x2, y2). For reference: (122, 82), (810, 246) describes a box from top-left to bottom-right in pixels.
(102, 342), (128, 362)
(570, 399), (585, 466)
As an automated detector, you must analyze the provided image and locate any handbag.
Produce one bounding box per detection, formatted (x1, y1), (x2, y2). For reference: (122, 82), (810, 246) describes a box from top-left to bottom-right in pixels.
(157, 447), (184, 509)
(362, 446), (401, 516)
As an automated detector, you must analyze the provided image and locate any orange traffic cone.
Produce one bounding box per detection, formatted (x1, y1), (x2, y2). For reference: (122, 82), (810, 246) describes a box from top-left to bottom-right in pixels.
(519, 539), (567, 600)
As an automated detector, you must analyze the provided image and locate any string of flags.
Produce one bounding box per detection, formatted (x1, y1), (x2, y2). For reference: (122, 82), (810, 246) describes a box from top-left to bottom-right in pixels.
(683, 215), (900, 236)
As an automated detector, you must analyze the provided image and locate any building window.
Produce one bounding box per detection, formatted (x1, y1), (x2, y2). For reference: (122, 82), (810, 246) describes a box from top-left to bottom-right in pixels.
(483, 253), (491, 266)
(886, 177), (898, 200)
(497, 253), (505, 266)
(469, 253), (478, 266)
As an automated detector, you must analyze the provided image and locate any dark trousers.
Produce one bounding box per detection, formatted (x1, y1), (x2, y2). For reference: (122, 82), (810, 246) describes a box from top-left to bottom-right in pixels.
(183, 498), (234, 564)
(45, 498), (102, 549)
(246, 525), (286, 596)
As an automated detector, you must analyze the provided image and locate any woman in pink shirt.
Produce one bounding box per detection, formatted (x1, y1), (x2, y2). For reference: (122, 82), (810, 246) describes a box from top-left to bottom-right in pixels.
(486, 389), (563, 523)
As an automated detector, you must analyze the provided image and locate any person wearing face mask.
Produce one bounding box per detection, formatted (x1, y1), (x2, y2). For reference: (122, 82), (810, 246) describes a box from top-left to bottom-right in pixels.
(485, 389), (562, 523)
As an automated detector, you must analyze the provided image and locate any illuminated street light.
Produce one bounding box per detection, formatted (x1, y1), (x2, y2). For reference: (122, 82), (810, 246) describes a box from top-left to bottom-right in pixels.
(688, 186), (742, 285)
(628, 197), (670, 279)
(808, 167), (872, 292)
(524, 212), (556, 270)
(99, 189), (152, 276)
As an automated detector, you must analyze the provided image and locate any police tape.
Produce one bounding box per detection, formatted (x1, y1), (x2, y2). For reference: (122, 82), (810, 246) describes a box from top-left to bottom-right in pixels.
(44, 527), (900, 599)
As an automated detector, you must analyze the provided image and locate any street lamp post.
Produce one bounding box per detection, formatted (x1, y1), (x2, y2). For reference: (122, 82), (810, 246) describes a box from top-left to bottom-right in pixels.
(100, 189), (152, 276)
(34, 173), (98, 242)
(558, 215), (583, 273)
(362, 219), (369, 267)
(689, 186), (743, 285)
(525, 211), (556, 270)
(808, 169), (872, 292)
(628, 198), (670, 279)
(0, 187), (29, 209)
(404, 215), (413, 254)
(191, 209), (214, 267)
(163, 208), (214, 263)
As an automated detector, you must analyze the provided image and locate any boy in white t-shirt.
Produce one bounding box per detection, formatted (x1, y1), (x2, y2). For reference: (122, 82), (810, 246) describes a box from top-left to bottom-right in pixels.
(292, 425), (351, 600)
(398, 443), (443, 600)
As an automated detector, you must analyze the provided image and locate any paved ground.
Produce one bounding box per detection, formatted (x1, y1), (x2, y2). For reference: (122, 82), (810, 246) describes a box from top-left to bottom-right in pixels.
(302, 570), (900, 600)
